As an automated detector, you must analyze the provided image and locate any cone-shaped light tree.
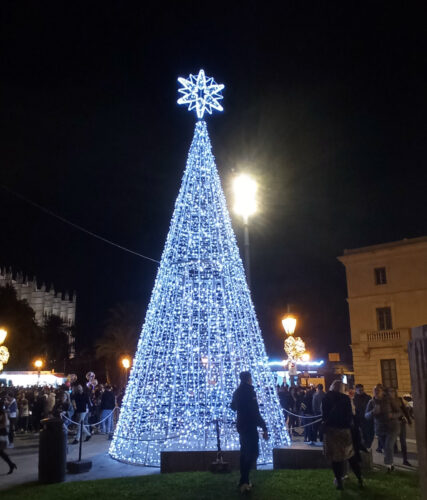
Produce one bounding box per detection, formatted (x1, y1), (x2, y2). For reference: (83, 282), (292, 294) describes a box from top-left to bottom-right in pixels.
(110, 70), (290, 466)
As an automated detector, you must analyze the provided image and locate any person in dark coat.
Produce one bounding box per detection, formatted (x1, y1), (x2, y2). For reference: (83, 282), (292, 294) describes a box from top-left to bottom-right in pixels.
(231, 371), (268, 494)
(312, 384), (326, 442)
(353, 384), (374, 449)
(100, 385), (116, 439)
(322, 380), (363, 490)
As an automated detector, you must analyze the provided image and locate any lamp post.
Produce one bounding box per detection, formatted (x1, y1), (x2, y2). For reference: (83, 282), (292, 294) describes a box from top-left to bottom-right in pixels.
(0, 328), (9, 373)
(282, 309), (308, 386)
(0, 328), (7, 345)
(233, 173), (257, 288)
(34, 359), (43, 385)
(121, 357), (131, 387)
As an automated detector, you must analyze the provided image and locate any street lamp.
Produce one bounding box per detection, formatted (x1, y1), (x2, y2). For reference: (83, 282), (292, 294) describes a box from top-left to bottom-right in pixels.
(0, 329), (9, 373)
(282, 314), (297, 335)
(34, 359), (43, 385)
(0, 328), (7, 345)
(233, 173), (257, 288)
(121, 357), (131, 387)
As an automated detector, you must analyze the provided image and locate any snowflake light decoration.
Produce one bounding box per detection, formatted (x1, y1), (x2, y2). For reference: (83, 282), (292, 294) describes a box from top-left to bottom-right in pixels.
(0, 345), (9, 364)
(177, 69), (224, 119)
(284, 336), (306, 362)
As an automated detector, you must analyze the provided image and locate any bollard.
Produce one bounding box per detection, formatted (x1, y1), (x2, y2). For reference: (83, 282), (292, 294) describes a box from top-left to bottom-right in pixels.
(67, 420), (92, 474)
(39, 418), (67, 484)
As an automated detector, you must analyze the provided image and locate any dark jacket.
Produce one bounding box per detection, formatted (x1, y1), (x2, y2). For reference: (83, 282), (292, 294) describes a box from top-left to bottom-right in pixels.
(365, 396), (401, 435)
(353, 392), (371, 422)
(312, 390), (325, 415)
(231, 382), (267, 434)
(322, 391), (353, 429)
(279, 390), (294, 411)
(72, 392), (91, 413)
(101, 390), (115, 410)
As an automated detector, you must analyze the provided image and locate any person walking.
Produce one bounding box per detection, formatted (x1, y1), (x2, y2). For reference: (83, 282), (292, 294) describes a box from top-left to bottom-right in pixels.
(231, 371), (269, 494)
(322, 380), (363, 490)
(365, 385), (400, 472)
(353, 384), (374, 449)
(0, 409), (17, 474)
(312, 384), (326, 442)
(100, 385), (116, 439)
(70, 385), (92, 445)
(18, 395), (30, 433)
(5, 394), (17, 448)
(397, 392), (413, 466)
(302, 386), (316, 444)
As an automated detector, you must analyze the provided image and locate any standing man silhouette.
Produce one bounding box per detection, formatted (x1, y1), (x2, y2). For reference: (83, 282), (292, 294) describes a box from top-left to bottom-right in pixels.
(231, 371), (269, 493)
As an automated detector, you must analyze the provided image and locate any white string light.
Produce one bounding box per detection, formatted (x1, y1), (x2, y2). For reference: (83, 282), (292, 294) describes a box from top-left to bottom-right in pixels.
(109, 72), (289, 467)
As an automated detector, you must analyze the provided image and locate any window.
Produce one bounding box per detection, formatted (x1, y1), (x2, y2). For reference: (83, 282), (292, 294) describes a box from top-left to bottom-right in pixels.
(376, 307), (392, 330)
(381, 359), (398, 388)
(374, 267), (387, 285)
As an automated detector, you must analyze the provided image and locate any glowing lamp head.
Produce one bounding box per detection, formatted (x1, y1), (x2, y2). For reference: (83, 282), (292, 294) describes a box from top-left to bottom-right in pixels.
(301, 352), (310, 363)
(34, 359), (43, 370)
(0, 328), (7, 345)
(233, 174), (257, 221)
(282, 314), (297, 335)
(122, 358), (131, 369)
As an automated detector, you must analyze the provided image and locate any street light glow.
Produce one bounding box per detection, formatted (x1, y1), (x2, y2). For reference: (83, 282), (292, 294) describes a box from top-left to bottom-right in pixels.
(301, 352), (310, 362)
(122, 357), (131, 369)
(34, 359), (43, 369)
(0, 328), (7, 345)
(233, 174), (257, 221)
(282, 315), (297, 335)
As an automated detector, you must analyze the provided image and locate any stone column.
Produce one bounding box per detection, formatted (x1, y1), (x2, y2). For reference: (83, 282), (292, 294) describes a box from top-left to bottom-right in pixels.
(408, 326), (427, 499)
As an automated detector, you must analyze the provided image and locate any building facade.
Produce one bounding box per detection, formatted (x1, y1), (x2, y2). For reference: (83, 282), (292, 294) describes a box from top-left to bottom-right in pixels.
(0, 267), (76, 358)
(338, 236), (427, 394)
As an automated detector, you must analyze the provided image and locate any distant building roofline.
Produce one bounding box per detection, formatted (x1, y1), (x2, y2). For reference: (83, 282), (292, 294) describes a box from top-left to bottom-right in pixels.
(341, 235), (427, 257)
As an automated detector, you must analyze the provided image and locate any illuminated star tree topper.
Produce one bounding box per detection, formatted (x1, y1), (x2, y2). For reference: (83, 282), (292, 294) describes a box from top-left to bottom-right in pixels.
(177, 69), (224, 119)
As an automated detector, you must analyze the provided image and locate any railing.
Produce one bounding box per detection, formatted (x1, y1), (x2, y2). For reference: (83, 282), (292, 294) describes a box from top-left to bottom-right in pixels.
(365, 329), (402, 342)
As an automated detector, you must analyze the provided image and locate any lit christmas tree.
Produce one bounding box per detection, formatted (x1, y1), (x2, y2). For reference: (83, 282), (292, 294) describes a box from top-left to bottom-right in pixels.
(110, 70), (290, 466)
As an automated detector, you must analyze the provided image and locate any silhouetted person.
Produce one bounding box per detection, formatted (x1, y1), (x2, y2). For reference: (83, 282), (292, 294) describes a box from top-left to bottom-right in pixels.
(231, 371), (268, 493)
(322, 380), (363, 490)
(353, 384), (374, 448)
(0, 409), (17, 474)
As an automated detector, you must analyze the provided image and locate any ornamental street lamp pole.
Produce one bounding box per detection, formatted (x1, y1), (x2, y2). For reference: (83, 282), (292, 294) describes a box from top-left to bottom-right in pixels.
(34, 359), (43, 385)
(121, 357), (131, 388)
(233, 174), (257, 289)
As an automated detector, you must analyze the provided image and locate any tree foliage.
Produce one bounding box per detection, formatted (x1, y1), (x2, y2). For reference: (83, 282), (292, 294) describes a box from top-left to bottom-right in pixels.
(42, 314), (70, 372)
(95, 302), (140, 383)
(0, 284), (43, 369)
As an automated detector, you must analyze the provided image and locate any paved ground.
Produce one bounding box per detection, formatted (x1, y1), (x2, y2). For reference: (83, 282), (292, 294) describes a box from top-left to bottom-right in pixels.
(0, 433), (159, 490)
(0, 428), (418, 491)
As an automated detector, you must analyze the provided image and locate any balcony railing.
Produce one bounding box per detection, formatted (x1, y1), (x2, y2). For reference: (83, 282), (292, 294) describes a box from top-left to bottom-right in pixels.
(359, 329), (410, 344)
(367, 330), (401, 342)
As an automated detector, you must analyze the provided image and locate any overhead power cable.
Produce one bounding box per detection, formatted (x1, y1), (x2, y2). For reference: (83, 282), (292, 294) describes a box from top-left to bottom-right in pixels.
(0, 184), (160, 265)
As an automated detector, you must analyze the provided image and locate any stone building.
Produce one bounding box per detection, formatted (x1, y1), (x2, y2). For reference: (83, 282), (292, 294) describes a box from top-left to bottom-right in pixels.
(0, 267), (76, 358)
(338, 236), (427, 394)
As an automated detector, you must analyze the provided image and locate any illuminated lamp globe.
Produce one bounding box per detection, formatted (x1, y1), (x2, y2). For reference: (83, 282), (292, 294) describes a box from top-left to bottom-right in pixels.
(301, 352), (310, 363)
(282, 315), (297, 335)
(121, 357), (131, 370)
(233, 174), (257, 221)
(0, 328), (7, 345)
(34, 359), (43, 370)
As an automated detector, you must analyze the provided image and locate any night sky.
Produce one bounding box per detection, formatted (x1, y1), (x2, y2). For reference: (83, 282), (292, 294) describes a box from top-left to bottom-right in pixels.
(1, 3), (426, 362)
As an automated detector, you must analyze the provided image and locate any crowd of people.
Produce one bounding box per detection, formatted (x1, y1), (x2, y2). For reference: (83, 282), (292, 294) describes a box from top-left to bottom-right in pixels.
(276, 380), (414, 490)
(0, 381), (125, 474)
(0, 376), (415, 491)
